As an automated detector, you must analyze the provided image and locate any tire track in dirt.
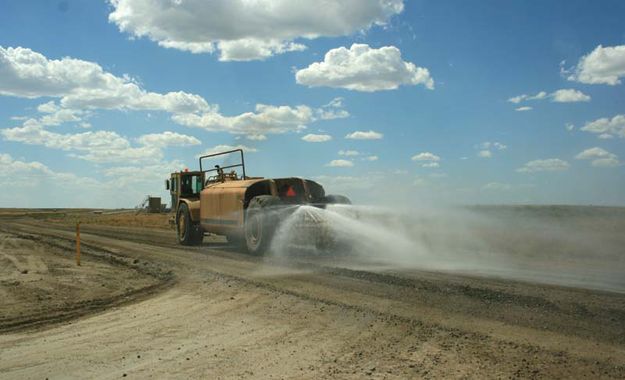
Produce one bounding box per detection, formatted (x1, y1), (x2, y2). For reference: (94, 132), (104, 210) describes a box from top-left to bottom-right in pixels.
(6, 220), (625, 354)
(0, 225), (176, 333)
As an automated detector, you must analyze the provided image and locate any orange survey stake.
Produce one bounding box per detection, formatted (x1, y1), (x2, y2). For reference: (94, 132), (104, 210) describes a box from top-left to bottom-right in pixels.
(76, 221), (81, 266)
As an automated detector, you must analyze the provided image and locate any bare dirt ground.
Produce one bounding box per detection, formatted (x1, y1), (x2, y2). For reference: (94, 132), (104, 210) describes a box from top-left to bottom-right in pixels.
(0, 208), (624, 379)
(0, 230), (170, 332)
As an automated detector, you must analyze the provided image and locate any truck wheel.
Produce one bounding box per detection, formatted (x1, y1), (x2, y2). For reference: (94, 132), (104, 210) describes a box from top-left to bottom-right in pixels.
(324, 194), (352, 205)
(177, 203), (203, 246)
(244, 196), (281, 255)
(192, 225), (204, 245)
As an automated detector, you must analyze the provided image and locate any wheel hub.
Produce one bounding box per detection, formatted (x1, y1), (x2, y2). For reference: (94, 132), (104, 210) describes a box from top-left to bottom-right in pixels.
(246, 214), (261, 246)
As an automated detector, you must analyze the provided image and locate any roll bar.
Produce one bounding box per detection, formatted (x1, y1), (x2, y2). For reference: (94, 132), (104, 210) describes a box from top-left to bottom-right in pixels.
(198, 148), (246, 179)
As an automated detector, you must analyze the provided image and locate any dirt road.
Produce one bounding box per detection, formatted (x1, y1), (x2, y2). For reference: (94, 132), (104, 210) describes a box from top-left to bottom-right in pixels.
(1, 217), (624, 379)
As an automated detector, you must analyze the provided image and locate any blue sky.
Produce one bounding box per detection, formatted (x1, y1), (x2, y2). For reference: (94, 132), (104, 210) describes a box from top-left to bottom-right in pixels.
(1, 0), (624, 208)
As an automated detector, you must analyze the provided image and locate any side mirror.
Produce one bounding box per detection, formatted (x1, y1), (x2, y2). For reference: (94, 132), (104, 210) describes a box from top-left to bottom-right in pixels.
(165, 179), (170, 190)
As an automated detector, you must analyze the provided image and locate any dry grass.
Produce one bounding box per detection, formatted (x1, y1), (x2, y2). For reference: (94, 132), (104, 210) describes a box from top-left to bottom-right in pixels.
(68, 211), (173, 229)
(0, 209), (173, 230)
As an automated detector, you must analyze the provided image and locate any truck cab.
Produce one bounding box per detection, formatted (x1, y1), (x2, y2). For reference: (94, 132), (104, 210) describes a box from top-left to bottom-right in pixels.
(166, 170), (203, 214)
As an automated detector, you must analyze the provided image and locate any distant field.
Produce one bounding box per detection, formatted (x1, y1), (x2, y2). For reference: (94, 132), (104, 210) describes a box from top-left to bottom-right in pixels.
(0, 208), (172, 229)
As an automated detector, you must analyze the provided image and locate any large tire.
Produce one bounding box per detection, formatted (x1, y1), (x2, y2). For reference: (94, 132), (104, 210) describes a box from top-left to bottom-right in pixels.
(176, 203), (203, 246)
(244, 195), (282, 255)
(193, 225), (204, 245)
(324, 194), (352, 205)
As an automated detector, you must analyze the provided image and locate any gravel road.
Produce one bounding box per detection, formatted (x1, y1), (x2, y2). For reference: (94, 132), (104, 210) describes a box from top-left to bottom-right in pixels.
(0, 217), (624, 379)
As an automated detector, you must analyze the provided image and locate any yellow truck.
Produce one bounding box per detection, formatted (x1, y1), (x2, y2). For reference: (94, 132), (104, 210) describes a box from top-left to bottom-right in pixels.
(166, 149), (350, 254)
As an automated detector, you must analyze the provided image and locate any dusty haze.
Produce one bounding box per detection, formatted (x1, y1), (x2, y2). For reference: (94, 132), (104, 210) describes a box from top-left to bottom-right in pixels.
(268, 204), (625, 293)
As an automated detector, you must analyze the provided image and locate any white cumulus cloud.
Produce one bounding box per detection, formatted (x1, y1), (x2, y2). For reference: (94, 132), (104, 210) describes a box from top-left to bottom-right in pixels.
(172, 104), (313, 136)
(217, 40), (306, 62)
(245, 134), (267, 141)
(580, 114), (625, 139)
(508, 91), (547, 104)
(0, 152), (189, 207)
(476, 142), (506, 158)
(345, 130), (383, 140)
(550, 89), (591, 103)
(296, 44), (433, 92)
(411, 152), (440, 162)
(0, 152), (100, 188)
(575, 147), (621, 167)
(508, 89), (590, 105)
(1, 46), (341, 141)
(411, 152), (440, 168)
(478, 141), (507, 150)
(301, 133), (332, 143)
(591, 158), (621, 167)
(197, 144), (258, 157)
(326, 159), (354, 168)
(517, 159), (569, 173)
(0, 46), (210, 114)
(108, 0), (404, 61)
(568, 44), (625, 85)
(315, 97), (350, 120)
(136, 131), (201, 147)
(2, 119), (200, 164)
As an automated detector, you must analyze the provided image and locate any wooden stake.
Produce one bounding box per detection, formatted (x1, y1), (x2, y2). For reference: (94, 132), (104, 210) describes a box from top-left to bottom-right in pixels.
(76, 221), (81, 266)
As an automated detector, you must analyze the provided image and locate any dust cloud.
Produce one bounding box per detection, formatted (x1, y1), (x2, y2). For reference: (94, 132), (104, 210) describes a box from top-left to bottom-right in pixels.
(267, 204), (625, 293)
